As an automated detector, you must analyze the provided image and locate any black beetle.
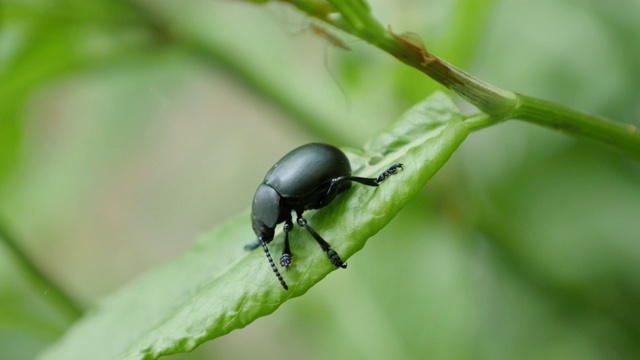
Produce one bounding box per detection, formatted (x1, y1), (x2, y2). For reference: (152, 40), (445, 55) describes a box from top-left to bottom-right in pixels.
(245, 143), (403, 290)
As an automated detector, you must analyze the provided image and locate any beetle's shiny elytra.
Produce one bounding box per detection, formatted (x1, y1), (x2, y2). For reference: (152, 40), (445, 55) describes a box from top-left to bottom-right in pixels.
(245, 143), (403, 290)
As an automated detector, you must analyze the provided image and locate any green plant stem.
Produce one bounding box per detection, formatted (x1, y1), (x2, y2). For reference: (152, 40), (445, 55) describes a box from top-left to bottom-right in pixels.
(515, 94), (640, 160)
(0, 219), (83, 321)
(463, 113), (494, 132)
(277, 0), (640, 160)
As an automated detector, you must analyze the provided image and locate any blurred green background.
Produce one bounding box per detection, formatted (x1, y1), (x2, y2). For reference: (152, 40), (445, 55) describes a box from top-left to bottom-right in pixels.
(2, 0), (640, 359)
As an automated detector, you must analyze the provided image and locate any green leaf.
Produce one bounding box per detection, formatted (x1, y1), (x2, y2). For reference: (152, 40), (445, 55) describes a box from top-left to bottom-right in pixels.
(38, 91), (469, 360)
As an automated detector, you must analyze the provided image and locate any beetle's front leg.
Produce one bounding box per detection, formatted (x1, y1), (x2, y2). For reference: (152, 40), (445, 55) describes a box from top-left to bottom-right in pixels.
(280, 219), (293, 268)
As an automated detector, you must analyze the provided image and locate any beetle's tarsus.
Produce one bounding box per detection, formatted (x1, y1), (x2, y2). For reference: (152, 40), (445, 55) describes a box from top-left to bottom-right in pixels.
(376, 163), (404, 183)
(327, 249), (347, 268)
(280, 253), (292, 268)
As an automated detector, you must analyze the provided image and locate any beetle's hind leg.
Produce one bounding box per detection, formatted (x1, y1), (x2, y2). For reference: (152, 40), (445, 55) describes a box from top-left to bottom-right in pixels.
(296, 213), (347, 269)
(332, 163), (404, 189)
(280, 219), (293, 268)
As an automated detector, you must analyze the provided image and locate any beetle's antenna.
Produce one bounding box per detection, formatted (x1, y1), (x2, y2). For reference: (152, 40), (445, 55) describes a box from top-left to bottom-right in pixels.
(259, 237), (289, 290)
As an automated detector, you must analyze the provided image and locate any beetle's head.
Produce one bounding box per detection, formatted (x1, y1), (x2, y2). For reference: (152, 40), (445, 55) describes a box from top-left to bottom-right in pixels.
(251, 183), (281, 240)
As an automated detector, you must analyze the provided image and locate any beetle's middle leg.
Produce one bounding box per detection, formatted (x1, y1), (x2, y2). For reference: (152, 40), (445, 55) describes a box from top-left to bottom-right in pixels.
(296, 212), (347, 269)
(280, 218), (293, 268)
